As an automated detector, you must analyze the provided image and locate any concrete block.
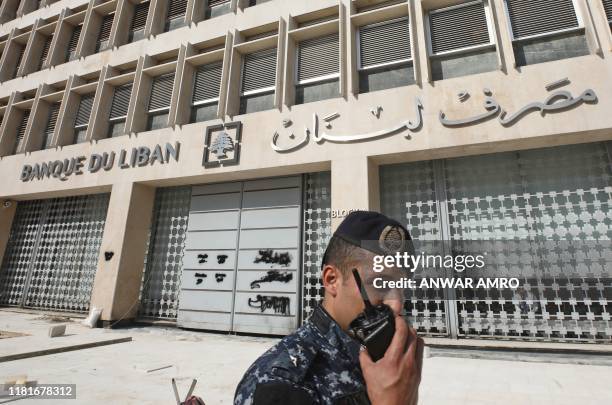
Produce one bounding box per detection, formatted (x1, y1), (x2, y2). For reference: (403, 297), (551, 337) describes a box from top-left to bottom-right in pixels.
(48, 324), (66, 338)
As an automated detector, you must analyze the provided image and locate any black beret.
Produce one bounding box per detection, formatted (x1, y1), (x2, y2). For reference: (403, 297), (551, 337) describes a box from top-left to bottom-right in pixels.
(332, 211), (413, 256)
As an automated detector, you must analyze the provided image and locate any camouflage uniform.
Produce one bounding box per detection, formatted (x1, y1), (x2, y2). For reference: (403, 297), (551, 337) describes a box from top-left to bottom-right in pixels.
(234, 305), (370, 404)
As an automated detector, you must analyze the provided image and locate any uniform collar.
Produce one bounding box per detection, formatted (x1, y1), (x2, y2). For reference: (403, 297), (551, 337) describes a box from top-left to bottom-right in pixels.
(310, 304), (362, 364)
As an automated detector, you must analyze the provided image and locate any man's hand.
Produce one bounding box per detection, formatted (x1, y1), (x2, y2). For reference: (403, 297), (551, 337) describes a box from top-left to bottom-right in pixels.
(359, 316), (424, 405)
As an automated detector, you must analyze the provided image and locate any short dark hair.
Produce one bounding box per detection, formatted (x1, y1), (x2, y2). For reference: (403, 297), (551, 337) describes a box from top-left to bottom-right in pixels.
(321, 235), (374, 279)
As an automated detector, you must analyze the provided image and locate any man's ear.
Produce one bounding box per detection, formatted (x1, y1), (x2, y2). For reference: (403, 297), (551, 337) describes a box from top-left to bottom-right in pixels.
(322, 264), (341, 297)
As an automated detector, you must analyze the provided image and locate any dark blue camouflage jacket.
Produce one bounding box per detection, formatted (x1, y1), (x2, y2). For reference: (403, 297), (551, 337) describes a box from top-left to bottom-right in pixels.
(234, 305), (371, 404)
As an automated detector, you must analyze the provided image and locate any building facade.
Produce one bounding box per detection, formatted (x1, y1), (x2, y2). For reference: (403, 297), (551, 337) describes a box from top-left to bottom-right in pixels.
(0, 0), (611, 343)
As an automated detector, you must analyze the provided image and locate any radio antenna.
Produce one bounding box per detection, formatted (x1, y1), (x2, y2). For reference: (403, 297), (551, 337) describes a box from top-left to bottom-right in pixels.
(352, 269), (376, 316)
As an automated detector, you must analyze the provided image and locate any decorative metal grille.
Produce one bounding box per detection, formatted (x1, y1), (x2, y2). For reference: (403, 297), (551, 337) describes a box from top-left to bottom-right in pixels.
(380, 142), (612, 342)
(0, 195), (110, 313)
(380, 162), (449, 336)
(301, 172), (332, 322)
(138, 186), (191, 320)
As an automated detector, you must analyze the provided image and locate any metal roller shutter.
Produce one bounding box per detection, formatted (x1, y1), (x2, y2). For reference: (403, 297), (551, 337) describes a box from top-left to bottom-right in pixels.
(14, 110), (30, 154)
(359, 18), (411, 68)
(241, 48), (277, 93)
(38, 35), (52, 70)
(506, 0), (580, 40)
(297, 33), (339, 82)
(131, 1), (149, 32)
(167, 0), (187, 20)
(429, 1), (490, 54)
(604, 0), (612, 24)
(192, 62), (222, 103)
(96, 13), (114, 52)
(110, 84), (132, 119)
(14, 45), (25, 77)
(75, 94), (94, 127)
(67, 24), (82, 60)
(148, 73), (175, 111)
(209, 0), (230, 6)
(42, 103), (60, 149)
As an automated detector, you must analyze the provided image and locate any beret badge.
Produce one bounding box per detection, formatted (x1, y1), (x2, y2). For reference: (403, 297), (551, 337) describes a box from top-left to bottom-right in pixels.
(378, 225), (406, 254)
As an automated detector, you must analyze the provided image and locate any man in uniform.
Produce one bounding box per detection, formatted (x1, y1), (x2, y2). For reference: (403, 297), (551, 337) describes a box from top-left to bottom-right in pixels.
(234, 211), (424, 405)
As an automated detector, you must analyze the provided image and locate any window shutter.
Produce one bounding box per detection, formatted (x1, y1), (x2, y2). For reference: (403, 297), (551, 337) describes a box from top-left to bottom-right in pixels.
(241, 48), (277, 93)
(131, 2), (149, 32)
(38, 35), (52, 70)
(67, 24), (82, 60)
(96, 14), (114, 51)
(15, 45), (25, 75)
(429, 2), (490, 54)
(605, 0), (612, 23)
(110, 84), (132, 119)
(149, 73), (175, 111)
(75, 94), (94, 127)
(506, 0), (579, 40)
(193, 62), (222, 103)
(43, 103), (60, 149)
(167, 0), (187, 20)
(359, 18), (411, 68)
(297, 33), (339, 82)
(209, 0), (230, 6)
(15, 110), (30, 153)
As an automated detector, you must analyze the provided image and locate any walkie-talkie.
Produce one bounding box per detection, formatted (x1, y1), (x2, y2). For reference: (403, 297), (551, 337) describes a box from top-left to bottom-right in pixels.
(347, 269), (396, 362)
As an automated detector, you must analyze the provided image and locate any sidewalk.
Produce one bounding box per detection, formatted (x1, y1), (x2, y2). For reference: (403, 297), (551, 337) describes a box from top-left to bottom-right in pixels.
(1, 309), (611, 404)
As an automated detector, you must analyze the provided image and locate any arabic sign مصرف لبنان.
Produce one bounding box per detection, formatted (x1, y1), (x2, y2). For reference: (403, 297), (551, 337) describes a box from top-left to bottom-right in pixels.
(270, 80), (598, 153)
(20, 142), (180, 182)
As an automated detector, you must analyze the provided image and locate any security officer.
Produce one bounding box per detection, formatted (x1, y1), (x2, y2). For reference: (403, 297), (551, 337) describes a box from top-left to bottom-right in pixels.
(234, 211), (424, 405)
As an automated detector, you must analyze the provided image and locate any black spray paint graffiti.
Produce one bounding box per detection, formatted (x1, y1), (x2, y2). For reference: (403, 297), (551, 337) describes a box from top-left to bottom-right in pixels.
(198, 254), (208, 264)
(250, 270), (293, 289)
(248, 295), (290, 315)
(217, 255), (228, 264)
(215, 273), (227, 283)
(195, 273), (207, 285)
(254, 249), (292, 266)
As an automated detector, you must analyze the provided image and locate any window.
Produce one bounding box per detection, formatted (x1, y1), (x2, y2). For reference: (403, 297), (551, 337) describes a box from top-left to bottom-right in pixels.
(95, 13), (114, 53)
(13, 109), (30, 155)
(165, 0), (187, 32)
(129, 1), (149, 43)
(191, 62), (222, 123)
(206, 0), (231, 19)
(605, 0), (612, 30)
(427, 1), (497, 80)
(74, 94), (94, 144)
(108, 84), (132, 137)
(295, 33), (339, 104)
(358, 18), (413, 94)
(41, 102), (59, 150)
(66, 24), (82, 62)
(13, 45), (25, 79)
(38, 35), (52, 71)
(505, 0), (589, 66)
(147, 73), (174, 130)
(239, 48), (277, 114)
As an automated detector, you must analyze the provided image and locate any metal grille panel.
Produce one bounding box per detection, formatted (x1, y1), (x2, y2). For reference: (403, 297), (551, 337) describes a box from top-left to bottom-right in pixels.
(429, 2), (490, 54)
(301, 172), (332, 322)
(110, 84), (132, 119)
(192, 62), (222, 103)
(149, 74), (175, 111)
(359, 18), (411, 68)
(297, 33), (339, 82)
(242, 48), (277, 93)
(138, 186), (191, 320)
(0, 195), (110, 313)
(506, 0), (579, 40)
(380, 162), (450, 336)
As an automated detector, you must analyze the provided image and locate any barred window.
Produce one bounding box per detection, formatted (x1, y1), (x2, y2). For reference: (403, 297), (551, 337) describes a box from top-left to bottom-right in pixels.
(42, 103), (60, 150)
(108, 84), (132, 137)
(95, 13), (114, 53)
(147, 73), (175, 130)
(66, 24), (82, 62)
(129, 1), (149, 43)
(191, 62), (222, 123)
(38, 35), (52, 71)
(358, 17), (414, 93)
(74, 94), (94, 144)
(13, 109), (30, 155)
(165, 0), (187, 32)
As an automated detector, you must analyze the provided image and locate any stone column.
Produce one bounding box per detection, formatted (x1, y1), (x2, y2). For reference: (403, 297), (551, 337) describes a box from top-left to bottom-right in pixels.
(89, 181), (156, 327)
(331, 156), (380, 231)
